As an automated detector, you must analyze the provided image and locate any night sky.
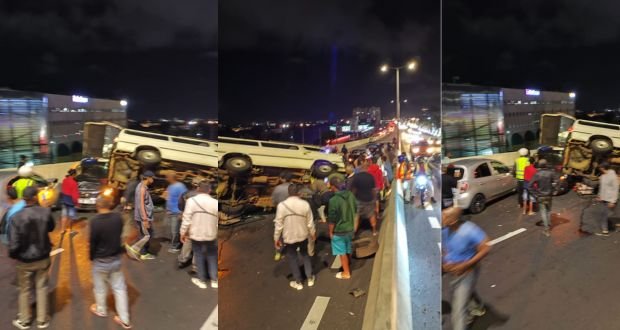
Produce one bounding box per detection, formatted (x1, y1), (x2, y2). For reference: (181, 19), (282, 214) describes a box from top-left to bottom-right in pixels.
(0, 0), (217, 120)
(219, 0), (440, 124)
(444, 0), (620, 112)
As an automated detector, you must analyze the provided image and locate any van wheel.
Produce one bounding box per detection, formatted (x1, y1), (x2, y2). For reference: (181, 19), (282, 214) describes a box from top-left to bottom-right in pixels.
(225, 156), (252, 176)
(469, 194), (486, 214)
(136, 149), (161, 165)
(590, 138), (613, 154)
(312, 161), (335, 179)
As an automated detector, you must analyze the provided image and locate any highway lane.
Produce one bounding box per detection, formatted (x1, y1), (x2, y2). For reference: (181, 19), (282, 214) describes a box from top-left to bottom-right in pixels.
(441, 190), (620, 330)
(0, 209), (217, 330)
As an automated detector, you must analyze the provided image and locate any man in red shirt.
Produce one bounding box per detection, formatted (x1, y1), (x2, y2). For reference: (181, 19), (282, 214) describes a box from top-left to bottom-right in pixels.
(60, 169), (80, 235)
(523, 157), (537, 215)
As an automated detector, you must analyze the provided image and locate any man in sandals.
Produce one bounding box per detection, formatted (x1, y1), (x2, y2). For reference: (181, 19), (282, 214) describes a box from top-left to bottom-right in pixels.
(125, 171), (156, 260)
(327, 175), (357, 280)
(89, 194), (132, 329)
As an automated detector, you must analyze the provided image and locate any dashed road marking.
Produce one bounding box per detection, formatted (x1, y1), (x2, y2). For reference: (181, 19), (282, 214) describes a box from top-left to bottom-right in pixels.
(425, 203), (434, 211)
(201, 305), (218, 329)
(438, 242), (441, 252)
(300, 296), (330, 330)
(487, 228), (527, 246)
(428, 216), (440, 229)
(50, 248), (64, 257)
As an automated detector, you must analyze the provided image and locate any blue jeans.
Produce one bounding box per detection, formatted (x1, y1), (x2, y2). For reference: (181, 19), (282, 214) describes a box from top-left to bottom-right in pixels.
(167, 213), (181, 249)
(192, 240), (218, 283)
(538, 196), (552, 229)
(450, 265), (483, 330)
(132, 221), (153, 255)
(92, 256), (130, 324)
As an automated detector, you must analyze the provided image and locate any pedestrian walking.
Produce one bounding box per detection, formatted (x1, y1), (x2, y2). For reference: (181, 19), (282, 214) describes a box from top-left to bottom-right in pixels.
(442, 164), (458, 210)
(180, 181), (218, 289)
(596, 162), (618, 236)
(0, 187), (27, 246)
(165, 172), (187, 253)
(89, 194), (132, 329)
(523, 157), (537, 215)
(272, 171), (293, 261)
(350, 159), (378, 235)
(442, 207), (490, 330)
(273, 184), (316, 290)
(60, 169), (80, 236)
(177, 178), (202, 269)
(528, 159), (557, 237)
(9, 186), (55, 329)
(328, 175), (356, 280)
(125, 171), (156, 260)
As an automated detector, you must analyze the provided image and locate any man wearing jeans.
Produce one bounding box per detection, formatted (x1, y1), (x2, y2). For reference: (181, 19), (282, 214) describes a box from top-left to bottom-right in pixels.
(89, 194), (132, 329)
(529, 160), (557, 237)
(181, 181), (218, 289)
(126, 171), (156, 260)
(9, 187), (55, 329)
(442, 207), (490, 330)
(165, 172), (187, 253)
(273, 184), (316, 290)
(596, 162), (618, 236)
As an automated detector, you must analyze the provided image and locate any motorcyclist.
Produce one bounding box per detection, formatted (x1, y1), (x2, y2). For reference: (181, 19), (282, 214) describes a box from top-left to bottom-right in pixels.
(12, 165), (36, 199)
(413, 156), (437, 205)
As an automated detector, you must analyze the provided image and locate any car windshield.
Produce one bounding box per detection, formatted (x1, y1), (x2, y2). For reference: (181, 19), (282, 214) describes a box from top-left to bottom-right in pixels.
(77, 163), (108, 181)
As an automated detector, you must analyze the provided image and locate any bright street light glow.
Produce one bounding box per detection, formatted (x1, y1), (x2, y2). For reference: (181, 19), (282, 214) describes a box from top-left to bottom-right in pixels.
(120, 99), (128, 106)
(569, 92), (576, 98)
(380, 64), (388, 72)
(403, 99), (408, 103)
(407, 61), (417, 70)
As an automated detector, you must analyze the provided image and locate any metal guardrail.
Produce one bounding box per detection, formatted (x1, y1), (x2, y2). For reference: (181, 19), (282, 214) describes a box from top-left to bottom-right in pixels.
(362, 179), (412, 330)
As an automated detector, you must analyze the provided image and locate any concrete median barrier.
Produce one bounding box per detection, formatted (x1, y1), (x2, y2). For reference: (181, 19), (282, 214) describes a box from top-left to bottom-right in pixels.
(362, 179), (412, 330)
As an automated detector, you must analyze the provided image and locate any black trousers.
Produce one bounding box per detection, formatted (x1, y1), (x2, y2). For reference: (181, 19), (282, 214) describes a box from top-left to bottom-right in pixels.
(516, 180), (524, 206)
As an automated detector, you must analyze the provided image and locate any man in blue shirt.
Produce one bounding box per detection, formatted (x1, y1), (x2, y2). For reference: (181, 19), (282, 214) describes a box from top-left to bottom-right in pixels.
(442, 207), (491, 330)
(1, 187), (26, 246)
(165, 172), (187, 253)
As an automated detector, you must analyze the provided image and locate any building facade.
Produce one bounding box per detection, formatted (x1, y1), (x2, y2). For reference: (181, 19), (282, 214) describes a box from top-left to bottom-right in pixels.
(442, 84), (575, 157)
(0, 89), (127, 168)
(351, 107), (381, 132)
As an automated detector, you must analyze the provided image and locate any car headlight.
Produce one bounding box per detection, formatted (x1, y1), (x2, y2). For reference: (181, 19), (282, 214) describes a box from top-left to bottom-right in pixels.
(415, 175), (428, 186)
(427, 147), (435, 153)
(413, 147), (420, 153)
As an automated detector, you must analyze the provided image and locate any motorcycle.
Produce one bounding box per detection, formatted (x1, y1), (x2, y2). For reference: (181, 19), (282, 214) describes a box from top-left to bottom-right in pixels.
(414, 174), (429, 207)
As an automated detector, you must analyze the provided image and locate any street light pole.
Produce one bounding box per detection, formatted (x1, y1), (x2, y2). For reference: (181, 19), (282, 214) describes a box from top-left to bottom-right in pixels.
(396, 68), (401, 122)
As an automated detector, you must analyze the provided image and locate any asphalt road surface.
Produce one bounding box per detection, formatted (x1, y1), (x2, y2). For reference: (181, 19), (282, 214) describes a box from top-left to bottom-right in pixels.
(218, 212), (378, 330)
(442, 190), (620, 330)
(0, 209), (217, 330)
(407, 178), (441, 329)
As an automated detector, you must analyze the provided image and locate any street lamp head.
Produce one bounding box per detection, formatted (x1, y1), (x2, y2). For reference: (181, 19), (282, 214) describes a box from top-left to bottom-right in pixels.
(380, 64), (389, 72)
(407, 61), (417, 71)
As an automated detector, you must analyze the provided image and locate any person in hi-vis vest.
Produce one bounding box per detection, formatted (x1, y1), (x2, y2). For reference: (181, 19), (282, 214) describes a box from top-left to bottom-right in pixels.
(514, 148), (530, 207)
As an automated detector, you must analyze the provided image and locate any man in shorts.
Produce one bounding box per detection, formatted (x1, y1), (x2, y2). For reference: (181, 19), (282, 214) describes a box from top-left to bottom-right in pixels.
(328, 175), (356, 279)
(60, 169), (80, 236)
(350, 159), (378, 236)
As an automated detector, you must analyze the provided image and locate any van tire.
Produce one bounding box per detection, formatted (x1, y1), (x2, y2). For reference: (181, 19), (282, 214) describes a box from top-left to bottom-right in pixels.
(312, 161), (335, 179)
(224, 156), (252, 176)
(590, 138), (613, 154)
(136, 149), (161, 165)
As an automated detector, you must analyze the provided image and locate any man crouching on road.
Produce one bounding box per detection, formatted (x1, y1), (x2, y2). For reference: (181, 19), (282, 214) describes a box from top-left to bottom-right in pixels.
(442, 207), (490, 330)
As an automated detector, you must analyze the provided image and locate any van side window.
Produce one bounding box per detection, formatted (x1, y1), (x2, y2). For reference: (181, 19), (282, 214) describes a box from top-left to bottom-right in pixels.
(125, 130), (168, 141)
(171, 137), (209, 147)
(261, 142), (299, 150)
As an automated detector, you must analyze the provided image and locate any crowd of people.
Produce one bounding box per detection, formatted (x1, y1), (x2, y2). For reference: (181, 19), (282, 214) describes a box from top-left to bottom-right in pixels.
(0, 166), (217, 329)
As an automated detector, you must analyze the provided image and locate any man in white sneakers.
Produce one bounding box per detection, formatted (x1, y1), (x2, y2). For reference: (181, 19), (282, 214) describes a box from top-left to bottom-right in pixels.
(180, 181), (218, 289)
(273, 184), (316, 290)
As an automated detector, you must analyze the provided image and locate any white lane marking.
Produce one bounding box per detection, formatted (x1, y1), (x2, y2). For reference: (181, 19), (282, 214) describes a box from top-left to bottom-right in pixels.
(50, 248), (64, 257)
(300, 296), (330, 330)
(438, 242), (441, 252)
(425, 203), (434, 211)
(428, 217), (440, 229)
(331, 256), (341, 269)
(487, 228), (527, 246)
(201, 305), (218, 329)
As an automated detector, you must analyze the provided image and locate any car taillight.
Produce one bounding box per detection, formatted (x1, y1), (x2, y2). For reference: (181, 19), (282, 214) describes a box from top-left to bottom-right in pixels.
(101, 179), (108, 185)
(567, 126), (573, 132)
(555, 165), (562, 172)
(460, 181), (469, 193)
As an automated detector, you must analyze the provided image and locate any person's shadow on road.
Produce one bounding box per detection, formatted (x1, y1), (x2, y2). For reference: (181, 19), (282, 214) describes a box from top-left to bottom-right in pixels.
(442, 300), (510, 330)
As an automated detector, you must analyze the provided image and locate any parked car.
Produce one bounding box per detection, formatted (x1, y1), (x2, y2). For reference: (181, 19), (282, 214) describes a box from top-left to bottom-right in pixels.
(70, 158), (110, 210)
(217, 136), (345, 178)
(451, 158), (518, 214)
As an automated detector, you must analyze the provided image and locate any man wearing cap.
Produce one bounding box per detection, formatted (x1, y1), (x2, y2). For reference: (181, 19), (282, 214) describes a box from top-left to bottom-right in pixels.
(528, 159), (558, 237)
(595, 162), (618, 236)
(60, 168), (80, 235)
(126, 171), (156, 260)
(9, 186), (55, 329)
(12, 165), (36, 199)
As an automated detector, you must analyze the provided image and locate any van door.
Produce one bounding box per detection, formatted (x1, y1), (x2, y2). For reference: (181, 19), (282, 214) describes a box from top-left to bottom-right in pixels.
(539, 114), (576, 147)
(83, 122), (123, 158)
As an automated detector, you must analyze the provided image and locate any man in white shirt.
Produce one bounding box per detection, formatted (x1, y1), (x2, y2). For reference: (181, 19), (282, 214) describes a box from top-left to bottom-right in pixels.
(273, 184), (316, 290)
(596, 162), (619, 236)
(180, 181), (218, 289)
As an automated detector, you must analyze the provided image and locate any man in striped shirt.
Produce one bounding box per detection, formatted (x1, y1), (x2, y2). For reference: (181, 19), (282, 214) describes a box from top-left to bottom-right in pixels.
(126, 171), (156, 261)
